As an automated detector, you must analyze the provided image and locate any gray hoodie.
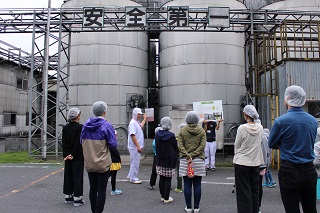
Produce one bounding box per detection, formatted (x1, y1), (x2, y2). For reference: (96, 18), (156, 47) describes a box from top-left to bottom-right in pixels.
(233, 123), (264, 167)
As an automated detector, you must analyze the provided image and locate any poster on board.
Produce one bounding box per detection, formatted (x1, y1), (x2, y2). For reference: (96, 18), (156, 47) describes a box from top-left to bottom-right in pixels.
(193, 100), (223, 122)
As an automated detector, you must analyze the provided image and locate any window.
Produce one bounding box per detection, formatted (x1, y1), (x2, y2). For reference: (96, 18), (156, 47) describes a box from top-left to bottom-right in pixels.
(3, 113), (16, 126)
(307, 101), (320, 118)
(17, 78), (28, 91)
(23, 79), (28, 90)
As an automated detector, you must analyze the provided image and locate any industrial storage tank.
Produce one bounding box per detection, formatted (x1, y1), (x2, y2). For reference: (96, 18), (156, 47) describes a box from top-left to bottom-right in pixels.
(62, 0), (148, 140)
(159, 0), (247, 137)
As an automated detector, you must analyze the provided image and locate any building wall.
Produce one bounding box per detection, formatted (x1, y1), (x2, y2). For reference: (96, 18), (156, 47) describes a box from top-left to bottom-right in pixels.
(258, 60), (320, 129)
(0, 61), (32, 136)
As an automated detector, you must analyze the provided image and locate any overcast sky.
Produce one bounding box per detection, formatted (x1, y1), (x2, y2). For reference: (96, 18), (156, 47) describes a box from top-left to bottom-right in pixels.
(1, 0), (64, 8)
(0, 0), (65, 53)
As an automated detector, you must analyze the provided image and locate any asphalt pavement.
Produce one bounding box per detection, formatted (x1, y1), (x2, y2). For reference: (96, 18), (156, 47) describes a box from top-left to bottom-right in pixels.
(0, 155), (319, 213)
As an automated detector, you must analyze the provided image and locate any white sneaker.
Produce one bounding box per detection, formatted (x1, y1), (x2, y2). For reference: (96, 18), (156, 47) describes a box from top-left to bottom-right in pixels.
(73, 199), (85, 207)
(185, 207), (192, 213)
(160, 197), (164, 202)
(194, 208), (200, 213)
(163, 197), (173, 204)
(130, 179), (142, 184)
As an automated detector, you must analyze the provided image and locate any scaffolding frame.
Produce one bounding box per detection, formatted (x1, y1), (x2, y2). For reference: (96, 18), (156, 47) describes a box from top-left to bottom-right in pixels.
(1, 7), (320, 159)
(253, 20), (320, 168)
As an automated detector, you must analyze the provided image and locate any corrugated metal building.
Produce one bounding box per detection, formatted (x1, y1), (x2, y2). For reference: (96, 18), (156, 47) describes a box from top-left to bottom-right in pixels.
(0, 60), (37, 137)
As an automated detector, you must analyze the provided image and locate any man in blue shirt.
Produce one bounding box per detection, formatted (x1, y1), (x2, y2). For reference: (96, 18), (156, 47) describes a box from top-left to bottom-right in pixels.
(269, 85), (318, 213)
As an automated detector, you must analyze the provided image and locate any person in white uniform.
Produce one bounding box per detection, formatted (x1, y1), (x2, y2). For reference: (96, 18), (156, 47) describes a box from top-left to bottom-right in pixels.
(127, 108), (147, 184)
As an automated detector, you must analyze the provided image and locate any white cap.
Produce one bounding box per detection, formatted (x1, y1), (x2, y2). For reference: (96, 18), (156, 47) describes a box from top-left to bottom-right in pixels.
(67, 108), (81, 122)
(133, 108), (143, 115)
(284, 85), (306, 107)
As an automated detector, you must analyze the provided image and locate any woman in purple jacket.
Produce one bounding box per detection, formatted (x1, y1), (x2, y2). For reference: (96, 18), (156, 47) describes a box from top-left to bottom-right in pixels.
(81, 101), (117, 213)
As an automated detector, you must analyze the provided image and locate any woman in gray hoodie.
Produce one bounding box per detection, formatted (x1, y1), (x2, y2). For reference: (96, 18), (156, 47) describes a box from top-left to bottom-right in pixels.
(233, 105), (264, 213)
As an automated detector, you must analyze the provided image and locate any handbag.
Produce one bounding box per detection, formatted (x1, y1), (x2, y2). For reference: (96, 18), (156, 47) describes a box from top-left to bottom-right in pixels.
(187, 161), (195, 178)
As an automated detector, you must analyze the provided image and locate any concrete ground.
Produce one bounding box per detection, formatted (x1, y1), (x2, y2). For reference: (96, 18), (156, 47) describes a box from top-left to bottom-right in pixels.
(0, 154), (319, 213)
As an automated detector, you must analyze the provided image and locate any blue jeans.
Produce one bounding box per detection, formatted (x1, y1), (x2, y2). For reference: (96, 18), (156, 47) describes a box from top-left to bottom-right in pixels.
(183, 176), (202, 209)
(279, 160), (317, 213)
(264, 167), (274, 183)
(88, 171), (110, 213)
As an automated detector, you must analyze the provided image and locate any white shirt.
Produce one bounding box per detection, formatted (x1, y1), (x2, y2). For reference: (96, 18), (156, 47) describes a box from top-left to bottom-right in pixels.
(127, 118), (144, 149)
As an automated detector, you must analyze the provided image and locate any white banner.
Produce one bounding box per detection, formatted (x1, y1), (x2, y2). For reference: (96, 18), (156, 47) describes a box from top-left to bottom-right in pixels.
(193, 100), (223, 122)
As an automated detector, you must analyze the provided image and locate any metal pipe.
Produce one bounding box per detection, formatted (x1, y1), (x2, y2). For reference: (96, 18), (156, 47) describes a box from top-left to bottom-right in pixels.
(55, 9), (63, 160)
(42, 0), (51, 160)
(28, 12), (36, 156)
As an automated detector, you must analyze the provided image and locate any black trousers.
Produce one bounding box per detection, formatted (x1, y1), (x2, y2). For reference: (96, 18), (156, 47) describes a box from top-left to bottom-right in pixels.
(234, 164), (260, 213)
(279, 160), (317, 213)
(88, 171), (110, 213)
(149, 156), (157, 186)
(107, 170), (118, 191)
(259, 174), (263, 208)
(63, 160), (84, 197)
(159, 175), (172, 200)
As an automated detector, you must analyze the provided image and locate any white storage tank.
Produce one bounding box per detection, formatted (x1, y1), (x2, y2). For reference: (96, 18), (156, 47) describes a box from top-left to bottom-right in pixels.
(159, 0), (247, 130)
(62, 0), (148, 133)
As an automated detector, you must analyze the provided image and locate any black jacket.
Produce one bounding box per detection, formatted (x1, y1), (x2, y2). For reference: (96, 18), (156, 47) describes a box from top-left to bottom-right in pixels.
(110, 146), (121, 163)
(62, 122), (84, 161)
(155, 130), (178, 169)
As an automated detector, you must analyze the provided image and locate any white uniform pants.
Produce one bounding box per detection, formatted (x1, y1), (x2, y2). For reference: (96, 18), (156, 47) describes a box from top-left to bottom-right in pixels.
(205, 141), (217, 169)
(128, 149), (141, 181)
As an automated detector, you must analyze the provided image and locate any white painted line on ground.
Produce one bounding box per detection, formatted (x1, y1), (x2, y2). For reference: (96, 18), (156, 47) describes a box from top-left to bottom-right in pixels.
(117, 179), (234, 185)
(0, 165), (49, 168)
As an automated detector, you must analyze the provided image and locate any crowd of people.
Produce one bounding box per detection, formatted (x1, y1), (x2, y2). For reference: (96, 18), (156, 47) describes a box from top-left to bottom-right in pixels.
(61, 85), (319, 213)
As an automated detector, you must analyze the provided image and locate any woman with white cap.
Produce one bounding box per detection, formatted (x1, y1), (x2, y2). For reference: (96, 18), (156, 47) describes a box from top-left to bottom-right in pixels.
(81, 101), (118, 213)
(62, 107), (85, 206)
(233, 105), (264, 213)
(178, 111), (206, 213)
(155, 116), (178, 204)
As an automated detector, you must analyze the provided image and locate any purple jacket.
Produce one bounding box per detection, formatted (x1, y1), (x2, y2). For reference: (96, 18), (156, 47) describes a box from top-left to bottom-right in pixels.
(81, 117), (117, 173)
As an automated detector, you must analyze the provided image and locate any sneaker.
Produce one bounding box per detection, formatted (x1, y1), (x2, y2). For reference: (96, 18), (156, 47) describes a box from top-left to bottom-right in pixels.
(73, 199), (85, 207)
(185, 207), (192, 213)
(262, 182), (268, 187)
(267, 181), (276, 188)
(110, 189), (122, 195)
(175, 188), (183, 193)
(65, 196), (73, 204)
(194, 208), (200, 213)
(148, 185), (154, 190)
(210, 168), (215, 171)
(130, 179), (142, 184)
(163, 197), (173, 204)
(161, 197), (165, 202)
